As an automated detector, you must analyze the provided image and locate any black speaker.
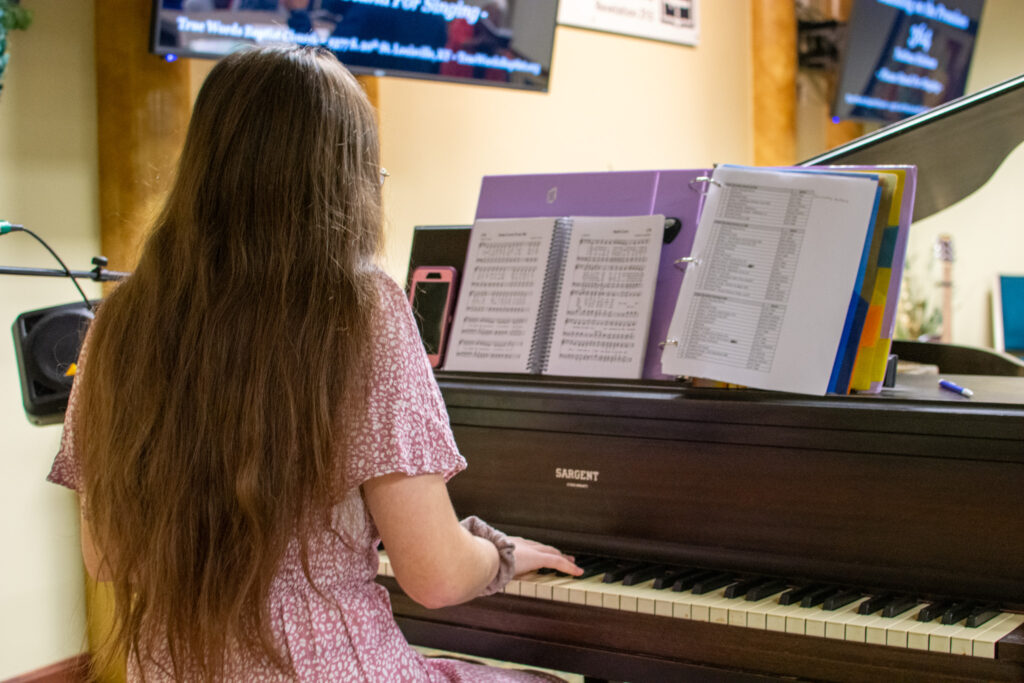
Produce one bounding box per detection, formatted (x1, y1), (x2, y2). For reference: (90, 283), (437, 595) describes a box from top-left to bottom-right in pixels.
(11, 301), (94, 425)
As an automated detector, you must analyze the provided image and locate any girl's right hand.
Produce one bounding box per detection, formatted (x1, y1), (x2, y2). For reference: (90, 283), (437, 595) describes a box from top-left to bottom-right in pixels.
(509, 537), (583, 577)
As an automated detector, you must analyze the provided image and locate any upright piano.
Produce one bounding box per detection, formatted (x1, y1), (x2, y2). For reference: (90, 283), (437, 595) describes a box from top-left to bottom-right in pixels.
(384, 75), (1024, 681)
(381, 372), (1024, 682)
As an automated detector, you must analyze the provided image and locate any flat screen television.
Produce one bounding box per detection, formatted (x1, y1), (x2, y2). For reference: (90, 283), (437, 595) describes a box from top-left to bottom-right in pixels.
(150, 1), (559, 92)
(832, 0), (985, 123)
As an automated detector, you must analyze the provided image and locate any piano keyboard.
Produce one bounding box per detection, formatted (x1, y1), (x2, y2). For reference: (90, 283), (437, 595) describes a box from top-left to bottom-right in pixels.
(378, 552), (1024, 660)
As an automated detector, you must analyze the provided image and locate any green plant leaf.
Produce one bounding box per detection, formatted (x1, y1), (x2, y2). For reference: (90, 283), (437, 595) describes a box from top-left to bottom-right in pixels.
(1, 4), (33, 31)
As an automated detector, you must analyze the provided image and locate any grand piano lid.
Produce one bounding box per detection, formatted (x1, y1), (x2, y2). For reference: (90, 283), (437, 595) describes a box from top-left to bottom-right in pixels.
(799, 72), (1024, 222)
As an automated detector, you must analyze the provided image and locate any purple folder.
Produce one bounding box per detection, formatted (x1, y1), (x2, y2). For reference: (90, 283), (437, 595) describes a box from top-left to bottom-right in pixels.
(475, 169), (711, 380)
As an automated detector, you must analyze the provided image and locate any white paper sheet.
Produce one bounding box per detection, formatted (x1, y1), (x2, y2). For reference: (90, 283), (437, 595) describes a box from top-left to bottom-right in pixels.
(544, 215), (665, 379)
(661, 165), (879, 394)
(443, 217), (557, 373)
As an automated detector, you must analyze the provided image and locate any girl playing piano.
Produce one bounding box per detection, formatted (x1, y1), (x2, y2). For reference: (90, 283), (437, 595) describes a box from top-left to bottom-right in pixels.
(47, 45), (580, 681)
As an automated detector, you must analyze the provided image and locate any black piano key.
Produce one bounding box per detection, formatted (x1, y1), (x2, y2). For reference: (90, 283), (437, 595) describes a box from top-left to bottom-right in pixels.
(941, 601), (975, 625)
(800, 585), (840, 608)
(822, 589), (862, 611)
(917, 601), (953, 622)
(692, 573), (734, 595)
(653, 568), (700, 590)
(573, 555), (608, 568)
(882, 597), (919, 618)
(622, 564), (672, 587)
(857, 592), (896, 615)
(966, 605), (1001, 628)
(723, 576), (766, 599)
(672, 570), (717, 592)
(778, 583), (821, 606)
(577, 559), (621, 580)
(745, 579), (789, 602)
(602, 562), (649, 584)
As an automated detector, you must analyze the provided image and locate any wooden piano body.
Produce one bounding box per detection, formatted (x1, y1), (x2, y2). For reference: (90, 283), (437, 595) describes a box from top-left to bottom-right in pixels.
(389, 74), (1024, 681)
(383, 373), (1024, 682)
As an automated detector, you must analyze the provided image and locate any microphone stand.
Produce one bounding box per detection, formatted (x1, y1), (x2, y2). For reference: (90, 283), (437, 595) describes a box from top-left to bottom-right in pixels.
(0, 256), (130, 282)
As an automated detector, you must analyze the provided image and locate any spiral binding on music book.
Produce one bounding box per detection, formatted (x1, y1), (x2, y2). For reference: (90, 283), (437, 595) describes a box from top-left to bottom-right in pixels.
(526, 216), (574, 374)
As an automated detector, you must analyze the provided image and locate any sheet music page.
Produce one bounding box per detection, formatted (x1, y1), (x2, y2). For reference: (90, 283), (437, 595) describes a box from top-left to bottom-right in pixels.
(544, 215), (665, 379)
(443, 217), (558, 373)
(661, 166), (879, 394)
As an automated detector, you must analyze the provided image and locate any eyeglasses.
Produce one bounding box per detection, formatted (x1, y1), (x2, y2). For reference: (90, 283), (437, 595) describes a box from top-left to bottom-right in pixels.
(379, 168), (390, 187)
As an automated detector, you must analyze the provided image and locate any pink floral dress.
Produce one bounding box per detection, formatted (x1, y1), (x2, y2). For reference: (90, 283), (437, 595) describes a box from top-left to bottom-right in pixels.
(48, 270), (557, 682)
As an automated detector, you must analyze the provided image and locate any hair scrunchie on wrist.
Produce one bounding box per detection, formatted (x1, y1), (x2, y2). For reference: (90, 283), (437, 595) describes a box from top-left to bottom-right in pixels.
(460, 515), (516, 596)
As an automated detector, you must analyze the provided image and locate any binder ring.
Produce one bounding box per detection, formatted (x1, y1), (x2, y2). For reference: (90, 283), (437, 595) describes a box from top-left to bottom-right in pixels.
(659, 338), (679, 349)
(673, 256), (699, 271)
(689, 176), (721, 195)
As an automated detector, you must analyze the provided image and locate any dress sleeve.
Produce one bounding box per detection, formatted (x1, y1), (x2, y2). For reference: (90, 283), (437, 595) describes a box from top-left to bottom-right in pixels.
(341, 271), (466, 489)
(46, 324), (91, 493)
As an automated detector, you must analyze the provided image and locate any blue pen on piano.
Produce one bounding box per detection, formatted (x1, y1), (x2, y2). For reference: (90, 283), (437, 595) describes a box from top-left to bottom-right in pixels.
(938, 378), (973, 398)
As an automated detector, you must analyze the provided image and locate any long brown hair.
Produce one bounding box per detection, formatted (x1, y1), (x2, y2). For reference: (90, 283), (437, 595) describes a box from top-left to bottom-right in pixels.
(77, 46), (383, 678)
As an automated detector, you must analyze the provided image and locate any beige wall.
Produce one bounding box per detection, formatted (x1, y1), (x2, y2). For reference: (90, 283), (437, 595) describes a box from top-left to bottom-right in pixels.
(0, 0), (97, 677)
(376, 7), (754, 279)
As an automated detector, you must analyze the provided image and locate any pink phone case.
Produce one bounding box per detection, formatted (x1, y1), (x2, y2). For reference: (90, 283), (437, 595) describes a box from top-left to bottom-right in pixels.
(408, 266), (457, 368)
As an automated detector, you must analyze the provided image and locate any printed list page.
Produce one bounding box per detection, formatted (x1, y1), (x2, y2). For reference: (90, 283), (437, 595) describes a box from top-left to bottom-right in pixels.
(544, 215), (665, 379)
(443, 217), (556, 373)
(661, 165), (878, 394)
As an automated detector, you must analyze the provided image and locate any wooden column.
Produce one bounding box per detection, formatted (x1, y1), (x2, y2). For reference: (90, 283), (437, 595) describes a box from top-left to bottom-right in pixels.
(356, 74), (381, 113)
(90, 3), (191, 680)
(751, 0), (797, 166)
(95, 0), (190, 276)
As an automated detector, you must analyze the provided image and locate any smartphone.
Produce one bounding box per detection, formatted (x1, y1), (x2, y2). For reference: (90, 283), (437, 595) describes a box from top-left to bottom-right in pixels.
(408, 266), (458, 368)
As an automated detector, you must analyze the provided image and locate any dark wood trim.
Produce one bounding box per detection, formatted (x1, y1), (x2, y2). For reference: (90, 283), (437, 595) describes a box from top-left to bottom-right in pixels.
(4, 654), (91, 683)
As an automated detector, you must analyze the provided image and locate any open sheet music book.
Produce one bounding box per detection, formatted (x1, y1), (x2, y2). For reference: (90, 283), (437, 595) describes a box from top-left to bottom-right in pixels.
(660, 165), (885, 395)
(444, 214), (665, 379)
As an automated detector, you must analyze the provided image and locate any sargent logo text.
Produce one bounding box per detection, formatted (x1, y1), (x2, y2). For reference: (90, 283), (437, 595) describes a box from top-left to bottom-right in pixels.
(552, 471), (598, 485)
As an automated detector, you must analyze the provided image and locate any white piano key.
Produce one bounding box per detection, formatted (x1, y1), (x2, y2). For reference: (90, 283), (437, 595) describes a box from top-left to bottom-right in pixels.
(880, 604), (928, 648)
(730, 594), (779, 628)
(567, 575), (637, 609)
(906, 618), (947, 651)
(708, 594), (739, 625)
(807, 597), (871, 639)
(630, 583), (691, 618)
(687, 587), (733, 623)
(928, 620), (969, 654)
(844, 612), (879, 643)
(512, 572), (543, 599)
(533, 574), (577, 602)
(785, 612), (807, 635)
(515, 572), (570, 600)
(971, 613), (1024, 659)
(823, 601), (875, 640)
(629, 580), (694, 617)
(763, 600), (813, 633)
(377, 551), (393, 577)
(945, 612), (1024, 657)
(556, 574), (606, 604)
